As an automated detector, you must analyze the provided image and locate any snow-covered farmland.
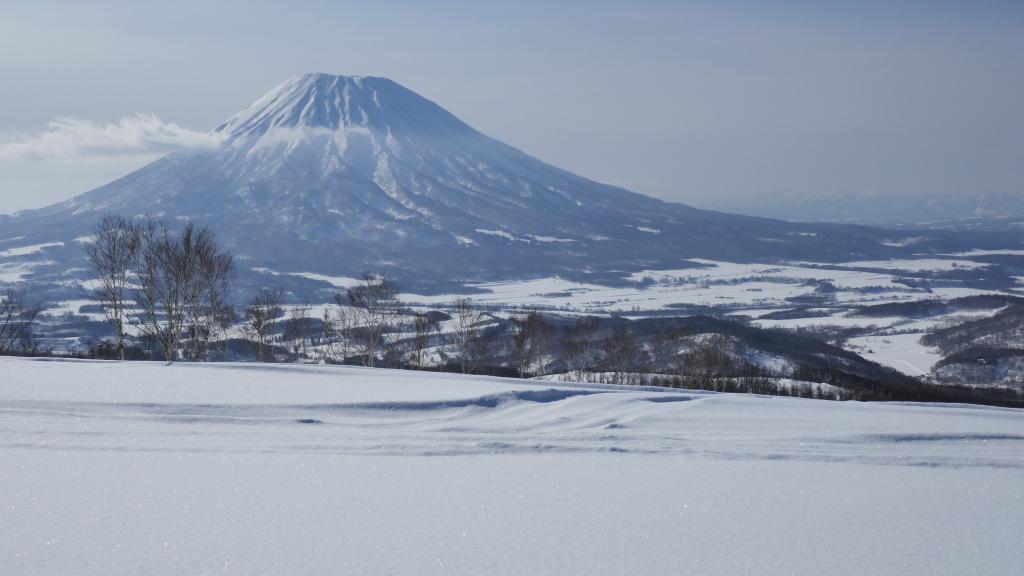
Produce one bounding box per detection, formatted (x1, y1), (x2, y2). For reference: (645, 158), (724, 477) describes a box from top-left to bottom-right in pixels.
(43, 299), (105, 321)
(845, 333), (944, 377)
(0, 261), (51, 283)
(753, 309), (999, 337)
(815, 258), (988, 271)
(399, 258), (1013, 313)
(1, 358), (1022, 575)
(943, 249), (1024, 257)
(402, 258), (1019, 378)
(0, 241), (63, 258)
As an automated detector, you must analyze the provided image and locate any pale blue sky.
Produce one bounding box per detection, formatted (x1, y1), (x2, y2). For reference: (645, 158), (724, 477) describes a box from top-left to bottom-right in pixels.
(1, 0), (1022, 216)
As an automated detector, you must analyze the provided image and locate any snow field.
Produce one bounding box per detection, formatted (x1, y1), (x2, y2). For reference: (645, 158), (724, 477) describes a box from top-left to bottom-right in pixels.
(1, 357), (1023, 575)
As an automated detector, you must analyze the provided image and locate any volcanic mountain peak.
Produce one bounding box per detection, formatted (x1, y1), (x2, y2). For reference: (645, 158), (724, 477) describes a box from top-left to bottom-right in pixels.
(213, 73), (475, 143)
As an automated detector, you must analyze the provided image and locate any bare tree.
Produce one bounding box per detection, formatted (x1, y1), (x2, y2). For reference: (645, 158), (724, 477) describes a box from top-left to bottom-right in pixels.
(382, 315), (412, 369)
(340, 273), (403, 368)
(529, 313), (553, 376)
(318, 307), (340, 363)
(244, 287), (284, 362)
(0, 289), (41, 355)
(448, 298), (491, 374)
(411, 311), (439, 370)
(211, 303), (237, 360)
(561, 316), (599, 380)
(678, 334), (734, 390)
(649, 327), (688, 380)
(86, 215), (140, 360)
(182, 225), (234, 361)
(599, 326), (646, 385)
(508, 309), (552, 378)
(510, 312), (530, 377)
(283, 302), (313, 361)
(129, 219), (234, 363)
(131, 219), (185, 363)
(320, 304), (358, 364)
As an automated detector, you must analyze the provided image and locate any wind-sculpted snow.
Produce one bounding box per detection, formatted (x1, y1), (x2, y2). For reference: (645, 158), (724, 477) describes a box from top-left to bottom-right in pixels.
(2, 357), (1023, 575)
(2, 358), (1023, 465)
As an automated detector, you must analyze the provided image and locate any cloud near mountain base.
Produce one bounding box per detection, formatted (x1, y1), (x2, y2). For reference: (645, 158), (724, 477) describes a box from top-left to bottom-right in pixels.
(0, 114), (223, 162)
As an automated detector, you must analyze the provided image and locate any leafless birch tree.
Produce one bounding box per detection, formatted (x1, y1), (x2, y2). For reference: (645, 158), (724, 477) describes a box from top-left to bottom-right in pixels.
(599, 326), (645, 385)
(340, 273), (403, 367)
(0, 289), (41, 355)
(509, 309), (552, 378)
(129, 219), (234, 363)
(244, 287), (284, 362)
(182, 226), (234, 361)
(86, 216), (140, 360)
(448, 298), (491, 374)
(131, 219), (185, 362)
(411, 311), (439, 370)
(283, 303), (313, 361)
(560, 316), (599, 380)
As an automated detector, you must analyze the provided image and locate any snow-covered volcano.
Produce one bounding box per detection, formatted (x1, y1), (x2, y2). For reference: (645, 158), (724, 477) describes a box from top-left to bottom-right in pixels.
(0, 73), (997, 294)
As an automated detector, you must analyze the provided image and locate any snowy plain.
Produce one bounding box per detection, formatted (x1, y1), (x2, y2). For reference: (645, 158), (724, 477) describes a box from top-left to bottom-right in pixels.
(1, 357), (1022, 575)
(399, 258), (1013, 312)
(845, 333), (945, 377)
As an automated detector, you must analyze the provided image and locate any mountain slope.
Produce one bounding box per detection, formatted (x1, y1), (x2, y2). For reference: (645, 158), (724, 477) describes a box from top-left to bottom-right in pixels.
(0, 73), (1014, 295)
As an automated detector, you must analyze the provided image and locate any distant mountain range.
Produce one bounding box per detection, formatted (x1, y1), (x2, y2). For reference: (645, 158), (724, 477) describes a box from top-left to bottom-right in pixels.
(0, 73), (1018, 299)
(692, 190), (1024, 231)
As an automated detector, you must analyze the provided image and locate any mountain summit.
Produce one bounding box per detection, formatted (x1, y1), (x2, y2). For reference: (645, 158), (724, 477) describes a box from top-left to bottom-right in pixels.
(0, 73), (974, 296)
(215, 73), (474, 140)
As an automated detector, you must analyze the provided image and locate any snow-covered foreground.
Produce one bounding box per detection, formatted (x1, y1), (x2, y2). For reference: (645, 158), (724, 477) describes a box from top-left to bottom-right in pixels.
(2, 358), (1023, 575)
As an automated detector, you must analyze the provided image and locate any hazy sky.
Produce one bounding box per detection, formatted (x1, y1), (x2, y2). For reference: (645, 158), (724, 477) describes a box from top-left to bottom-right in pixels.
(1, 0), (1022, 216)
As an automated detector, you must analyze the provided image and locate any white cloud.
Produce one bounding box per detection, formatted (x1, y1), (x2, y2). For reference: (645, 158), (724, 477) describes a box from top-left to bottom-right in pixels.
(0, 114), (224, 161)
